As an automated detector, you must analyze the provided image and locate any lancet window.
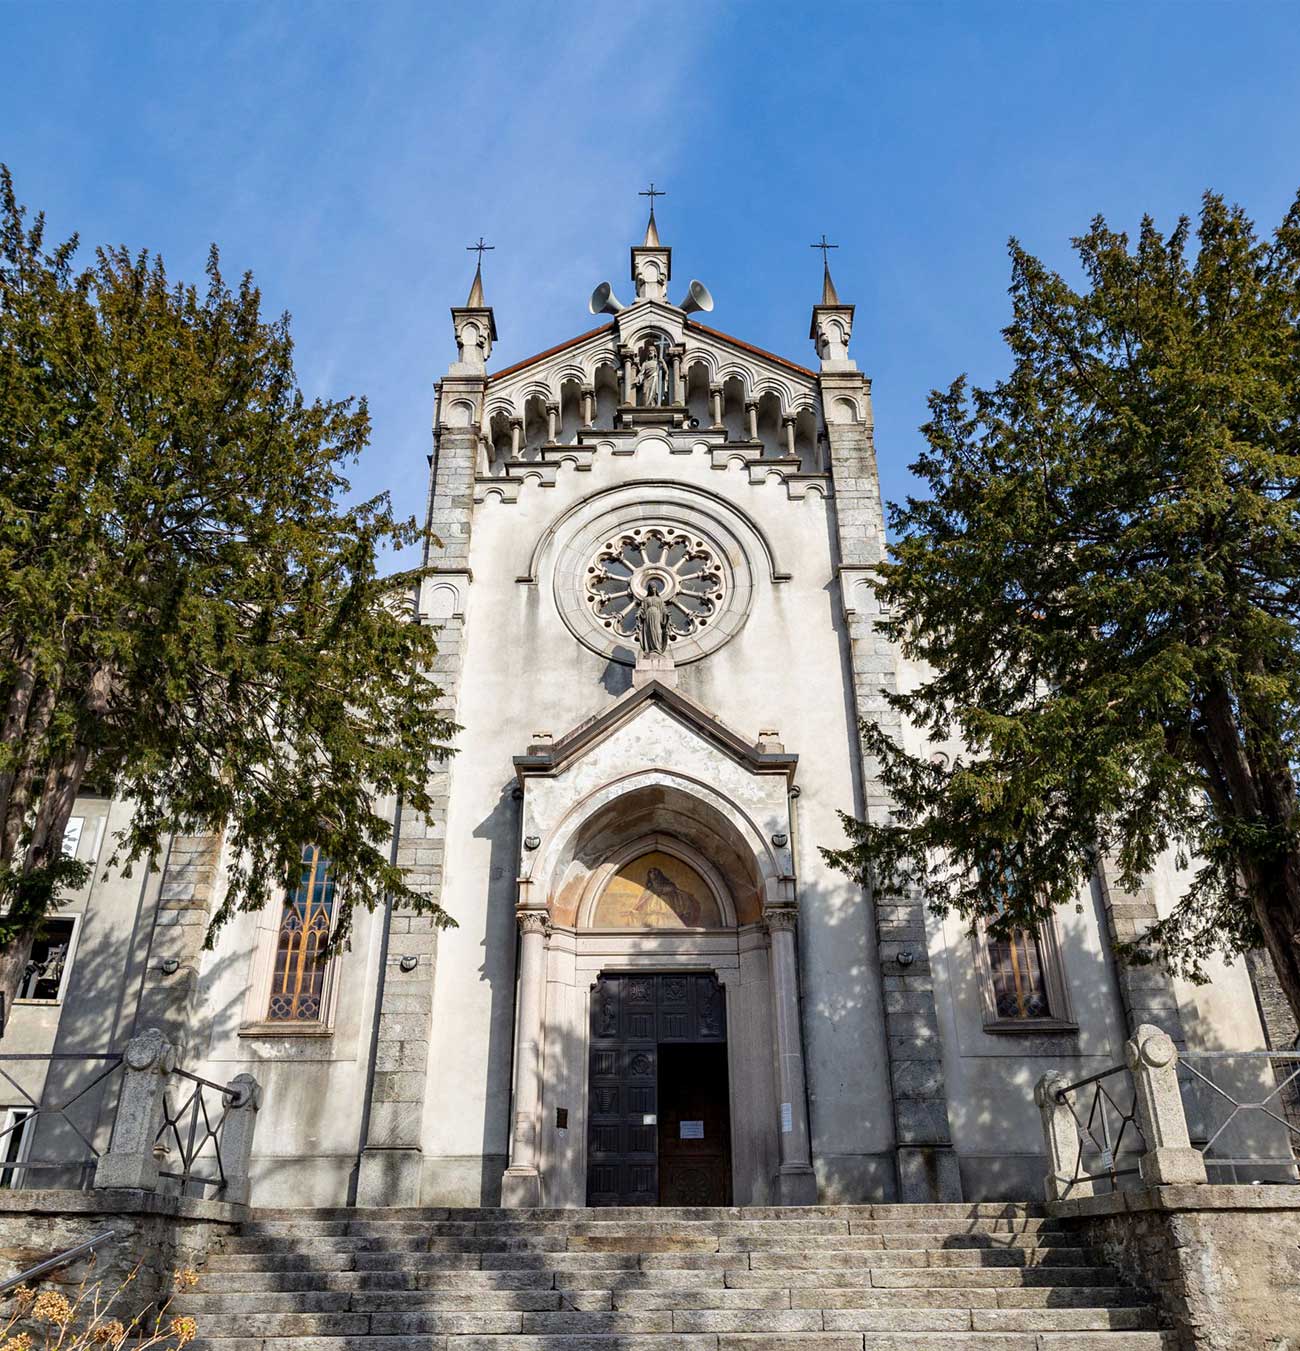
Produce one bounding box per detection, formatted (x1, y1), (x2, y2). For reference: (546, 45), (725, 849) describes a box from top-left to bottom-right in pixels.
(266, 846), (336, 1022)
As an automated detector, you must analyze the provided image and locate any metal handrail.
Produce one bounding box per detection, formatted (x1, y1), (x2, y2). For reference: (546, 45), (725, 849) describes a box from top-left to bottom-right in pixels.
(0, 1229), (116, 1297)
(0, 1053), (125, 1187)
(1053, 1060), (1145, 1195)
(155, 1070), (241, 1194)
(1179, 1049), (1300, 1175)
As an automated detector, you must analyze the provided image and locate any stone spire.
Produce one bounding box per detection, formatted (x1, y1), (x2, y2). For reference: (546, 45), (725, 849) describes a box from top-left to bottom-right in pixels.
(808, 236), (855, 370)
(642, 205), (661, 248)
(631, 183), (671, 302)
(466, 259), (486, 307)
(820, 260), (840, 305)
(450, 239), (497, 375)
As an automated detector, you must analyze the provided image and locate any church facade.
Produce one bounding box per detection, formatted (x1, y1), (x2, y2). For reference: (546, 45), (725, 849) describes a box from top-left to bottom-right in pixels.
(3, 209), (1282, 1210)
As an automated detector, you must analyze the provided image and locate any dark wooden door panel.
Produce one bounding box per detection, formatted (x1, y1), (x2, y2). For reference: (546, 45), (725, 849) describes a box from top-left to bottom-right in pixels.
(587, 972), (729, 1207)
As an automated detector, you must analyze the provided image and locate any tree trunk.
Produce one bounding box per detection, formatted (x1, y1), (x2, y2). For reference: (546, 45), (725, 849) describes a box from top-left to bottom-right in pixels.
(0, 930), (37, 1038)
(1196, 680), (1300, 1028)
(1243, 852), (1300, 1037)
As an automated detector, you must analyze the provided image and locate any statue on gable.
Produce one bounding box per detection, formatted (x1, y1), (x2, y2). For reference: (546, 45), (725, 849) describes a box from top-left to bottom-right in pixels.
(635, 336), (668, 407)
(635, 578), (672, 655)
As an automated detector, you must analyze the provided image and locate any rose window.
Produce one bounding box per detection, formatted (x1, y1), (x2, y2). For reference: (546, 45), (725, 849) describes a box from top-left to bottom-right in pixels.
(584, 526), (726, 644)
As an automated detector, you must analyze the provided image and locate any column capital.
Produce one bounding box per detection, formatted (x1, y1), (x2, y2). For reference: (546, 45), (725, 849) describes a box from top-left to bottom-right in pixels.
(517, 908), (552, 938)
(763, 905), (799, 935)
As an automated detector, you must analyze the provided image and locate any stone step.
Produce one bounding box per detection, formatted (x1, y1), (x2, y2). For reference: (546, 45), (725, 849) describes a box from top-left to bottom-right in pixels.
(187, 1337), (1177, 1351)
(723, 1267), (1120, 1289)
(237, 1217), (1066, 1239)
(248, 1210), (1048, 1232)
(215, 1228), (1076, 1260)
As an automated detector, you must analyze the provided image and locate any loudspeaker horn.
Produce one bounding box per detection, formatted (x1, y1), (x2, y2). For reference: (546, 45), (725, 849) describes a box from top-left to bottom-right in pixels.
(678, 279), (714, 314)
(588, 281), (626, 315)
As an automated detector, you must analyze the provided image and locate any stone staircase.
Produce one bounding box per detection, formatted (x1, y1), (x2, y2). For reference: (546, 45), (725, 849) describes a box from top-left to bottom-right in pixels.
(182, 1204), (1173, 1350)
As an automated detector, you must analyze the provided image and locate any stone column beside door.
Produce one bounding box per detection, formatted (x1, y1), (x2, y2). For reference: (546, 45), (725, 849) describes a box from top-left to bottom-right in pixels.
(501, 907), (550, 1206)
(765, 906), (818, 1203)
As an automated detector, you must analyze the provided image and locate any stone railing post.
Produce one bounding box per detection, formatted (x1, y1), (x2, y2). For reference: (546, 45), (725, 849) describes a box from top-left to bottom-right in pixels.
(94, 1028), (176, 1191)
(1034, 1070), (1092, 1201)
(1126, 1023), (1207, 1185)
(219, 1072), (262, 1205)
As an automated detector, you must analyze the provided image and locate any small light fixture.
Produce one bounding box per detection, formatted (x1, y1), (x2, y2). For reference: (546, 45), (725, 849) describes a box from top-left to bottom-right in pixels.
(771, 832), (789, 849)
(398, 954), (419, 973)
(896, 949), (916, 968)
(524, 835), (541, 851)
(160, 958), (180, 976)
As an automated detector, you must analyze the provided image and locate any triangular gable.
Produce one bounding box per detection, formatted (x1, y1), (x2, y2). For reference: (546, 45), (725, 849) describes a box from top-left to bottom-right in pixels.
(513, 679), (797, 783)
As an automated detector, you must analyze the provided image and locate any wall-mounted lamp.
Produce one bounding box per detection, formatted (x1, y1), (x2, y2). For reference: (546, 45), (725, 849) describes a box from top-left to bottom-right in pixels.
(524, 835), (541, 851)
(398, 954), (419, 973)
(160, 958), (180, 976)
(896, 950), (916, 968)
(771, 833), (789, 849)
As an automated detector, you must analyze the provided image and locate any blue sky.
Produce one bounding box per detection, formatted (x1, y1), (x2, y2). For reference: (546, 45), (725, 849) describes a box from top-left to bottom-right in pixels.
(5, 0), (1300, 556)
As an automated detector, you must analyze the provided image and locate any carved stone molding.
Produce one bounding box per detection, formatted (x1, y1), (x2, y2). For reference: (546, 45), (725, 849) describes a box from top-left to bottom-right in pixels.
(517, 908), (553, 939)
(763, 905), (798, 935)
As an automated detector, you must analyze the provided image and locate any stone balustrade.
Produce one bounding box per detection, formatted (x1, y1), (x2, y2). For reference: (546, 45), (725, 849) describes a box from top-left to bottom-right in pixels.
(91, 1027), (261, 1203)
(1035, 1021), (1208, 1201)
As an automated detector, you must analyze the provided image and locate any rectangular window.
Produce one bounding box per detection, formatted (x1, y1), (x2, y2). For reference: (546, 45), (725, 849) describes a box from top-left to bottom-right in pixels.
(974, 870), (1075, 1032)
(0, 1109), (32, 1189)
(62, 817), (84, 858)
(266, 846), (336, 1022)
(15, 918), (78, 1003)
(985, 924), (1052, 1019)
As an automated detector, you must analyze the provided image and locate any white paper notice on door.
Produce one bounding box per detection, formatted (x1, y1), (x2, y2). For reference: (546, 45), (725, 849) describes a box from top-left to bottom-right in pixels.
(780, 1102), (793, 1133)
(679, 1120), (704, 1139)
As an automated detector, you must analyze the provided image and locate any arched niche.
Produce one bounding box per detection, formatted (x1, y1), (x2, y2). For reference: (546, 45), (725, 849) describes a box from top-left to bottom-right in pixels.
(541, 779), (769, 929)
(577, 834), (737, 931)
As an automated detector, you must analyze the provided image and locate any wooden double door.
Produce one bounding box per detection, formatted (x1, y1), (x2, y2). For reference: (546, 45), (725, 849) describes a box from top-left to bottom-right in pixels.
(586, 971), (732, 1207)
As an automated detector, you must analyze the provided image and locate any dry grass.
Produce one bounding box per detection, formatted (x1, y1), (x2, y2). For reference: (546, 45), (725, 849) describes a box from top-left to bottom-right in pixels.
(1, 1261), (200, 1350)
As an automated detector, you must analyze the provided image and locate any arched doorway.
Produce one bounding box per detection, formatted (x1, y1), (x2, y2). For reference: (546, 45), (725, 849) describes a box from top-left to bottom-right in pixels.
(502, 771), (813, 1208)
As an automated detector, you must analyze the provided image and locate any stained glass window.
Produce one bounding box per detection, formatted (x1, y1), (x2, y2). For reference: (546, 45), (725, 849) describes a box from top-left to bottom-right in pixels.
(267, 846), (335, 1022)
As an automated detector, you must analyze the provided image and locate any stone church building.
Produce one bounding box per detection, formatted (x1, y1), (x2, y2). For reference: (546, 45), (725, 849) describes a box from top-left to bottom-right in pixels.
(3, 207), (1284, 1212)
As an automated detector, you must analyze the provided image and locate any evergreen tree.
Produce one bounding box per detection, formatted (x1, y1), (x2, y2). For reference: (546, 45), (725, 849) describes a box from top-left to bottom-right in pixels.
(825, 191), (1300, 1024)
(0, 169), (455, 1020)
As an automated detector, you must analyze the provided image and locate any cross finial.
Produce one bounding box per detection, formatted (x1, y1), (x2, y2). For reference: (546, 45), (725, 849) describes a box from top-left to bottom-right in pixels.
(467, 236), (494, 263)
(639, 182), (666, 207)
(810, 234), (838, 265)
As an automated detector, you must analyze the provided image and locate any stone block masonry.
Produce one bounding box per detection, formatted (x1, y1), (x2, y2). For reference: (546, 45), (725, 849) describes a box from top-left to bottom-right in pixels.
(822, 370), (961, 1204)
(356, 395), (482, 1207)
(1052, 1185), (1300, 1350)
